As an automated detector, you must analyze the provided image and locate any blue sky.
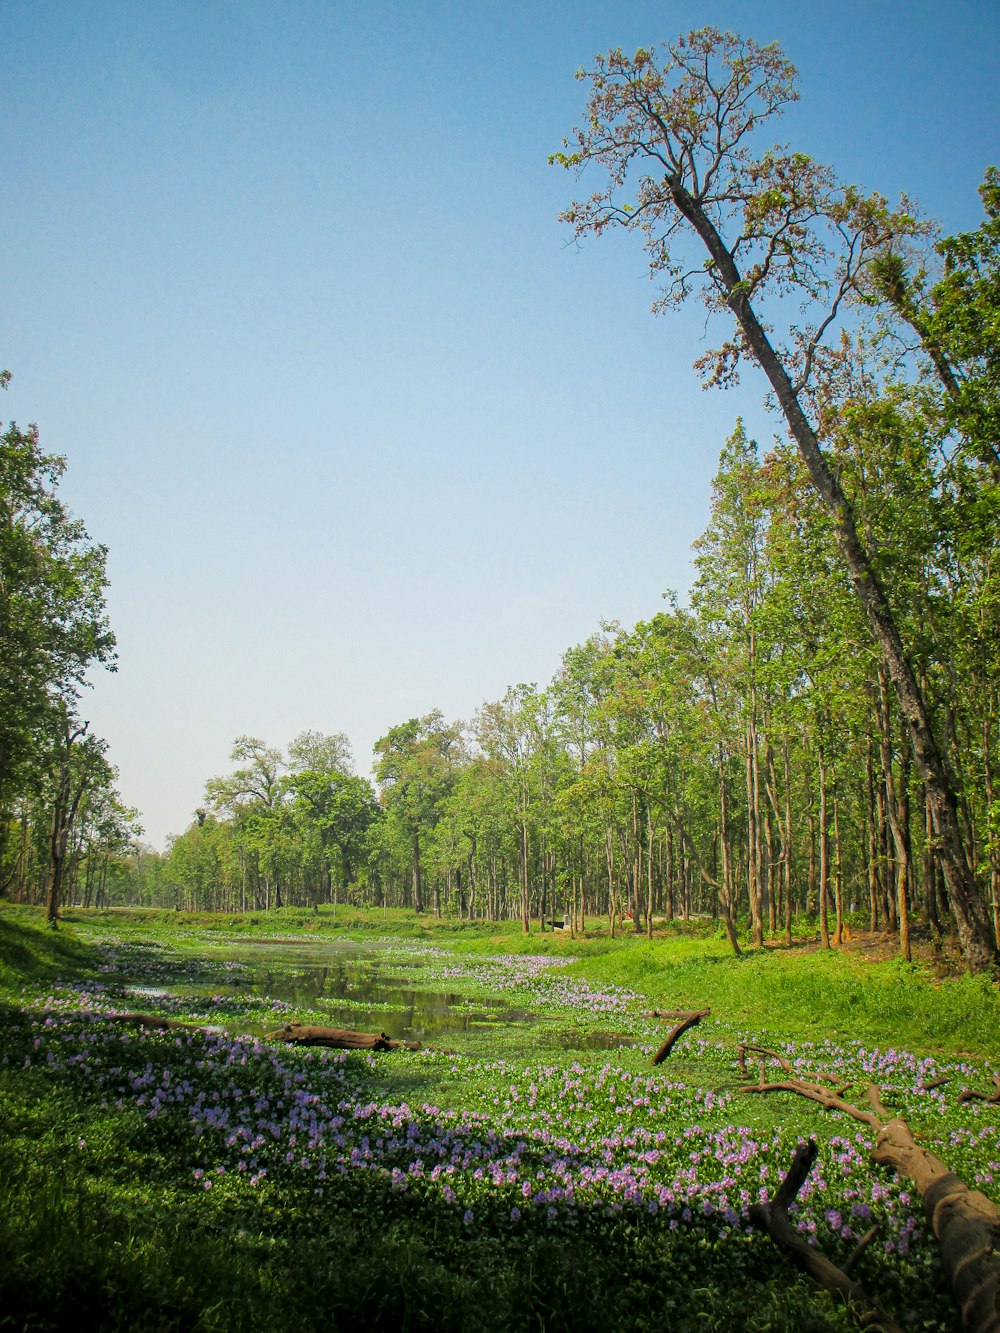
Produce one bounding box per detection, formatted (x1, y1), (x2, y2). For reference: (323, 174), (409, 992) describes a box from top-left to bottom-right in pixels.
(3, 0), (998, 846)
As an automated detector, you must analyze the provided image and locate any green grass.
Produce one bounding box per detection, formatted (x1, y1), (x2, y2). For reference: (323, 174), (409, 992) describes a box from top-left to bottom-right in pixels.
(570, 937), (1000, 1056)
(0, 906), (96, 994)
(29, 901), (1000, 1057)
(2, 903), (996, 1332)
(0, 1066), (861, 1333)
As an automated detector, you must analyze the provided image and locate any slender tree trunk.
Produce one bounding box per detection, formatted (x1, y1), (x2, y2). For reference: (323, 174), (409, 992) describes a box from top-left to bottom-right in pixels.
(716, 752), (742, 957)
(865, 731), (882, 932)
(806, 769), (818, 916)
(605, 822), (616, 937)
(520, 819), (530, 934)
(817, 744), (831, 950)
(924, 787), (942, 939)
(468, 838), (478, 921)
(783, 742), (794, 946)
(632, 792), (644, 933)
(665, 826), (674, 922)
(832, 792), (845, 946)
(647, 813), (655, 941)
(746, 717), (764, 946)
(412, 829), (423, 914)
(765, 792), (777, 934)
(878, 668), (911, 963)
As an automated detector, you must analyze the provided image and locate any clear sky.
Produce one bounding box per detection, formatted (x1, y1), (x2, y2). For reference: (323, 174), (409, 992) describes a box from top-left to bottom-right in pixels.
(3, 0), (998, 847)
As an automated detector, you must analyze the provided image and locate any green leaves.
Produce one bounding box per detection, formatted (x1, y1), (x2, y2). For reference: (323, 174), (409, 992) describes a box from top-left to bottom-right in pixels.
(0, 381), (116, 839)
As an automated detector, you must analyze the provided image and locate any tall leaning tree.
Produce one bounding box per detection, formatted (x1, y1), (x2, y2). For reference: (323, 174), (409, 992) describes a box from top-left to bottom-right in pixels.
(551, 27), (997, 971)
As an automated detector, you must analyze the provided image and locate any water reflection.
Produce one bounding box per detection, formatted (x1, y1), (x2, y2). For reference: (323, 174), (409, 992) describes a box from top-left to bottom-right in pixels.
(186, 938), (639, 1053)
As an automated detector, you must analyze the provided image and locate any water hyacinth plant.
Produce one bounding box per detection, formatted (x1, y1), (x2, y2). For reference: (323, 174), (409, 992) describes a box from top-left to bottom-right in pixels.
(1, 917), (998, 1331)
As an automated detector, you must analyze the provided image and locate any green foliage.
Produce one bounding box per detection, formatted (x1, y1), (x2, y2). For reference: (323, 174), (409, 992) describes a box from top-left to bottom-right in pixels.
(0, 393), (115, 806)
(8, 909), (994, 1330)
(0, 908), (94, 991)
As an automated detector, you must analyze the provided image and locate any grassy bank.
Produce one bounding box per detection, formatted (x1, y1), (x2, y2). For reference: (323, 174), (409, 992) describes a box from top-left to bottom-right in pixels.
(1, 904), (997, 1332)
(40, 903), (1000, 1058)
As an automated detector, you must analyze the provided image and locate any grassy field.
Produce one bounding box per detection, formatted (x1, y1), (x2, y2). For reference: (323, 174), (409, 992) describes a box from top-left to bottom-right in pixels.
(1, 904), (998, 1331)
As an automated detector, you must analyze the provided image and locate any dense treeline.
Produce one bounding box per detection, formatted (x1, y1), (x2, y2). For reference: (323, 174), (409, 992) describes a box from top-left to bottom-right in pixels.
(0, 372), (136, 921)
(129, 385), (997, 963)
(3, 92), (998, 972)
(94, 168), (999, 963)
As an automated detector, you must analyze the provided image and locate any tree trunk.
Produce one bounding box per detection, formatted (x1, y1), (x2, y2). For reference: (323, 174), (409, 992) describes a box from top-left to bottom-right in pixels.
(879, 667), (912, 963)
(411, 829), (423, 914)
(872, 1120), (1000, 1333)
(646, 813), (655, 941)
(520, 820), (530, 934)
(817, 744), (831, 950)
(865, 731), (882, 932)
(832, 791), (845, 946)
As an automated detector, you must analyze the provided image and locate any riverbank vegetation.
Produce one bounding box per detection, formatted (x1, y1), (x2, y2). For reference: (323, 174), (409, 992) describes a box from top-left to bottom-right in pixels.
(3, 19), (999, 1333)
(2, 905), (998, 1331)
(4, 165), (1000, 972)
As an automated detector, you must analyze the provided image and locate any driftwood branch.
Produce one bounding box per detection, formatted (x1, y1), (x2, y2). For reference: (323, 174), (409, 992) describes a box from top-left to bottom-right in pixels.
(749, 1141), (904, 1333)
(957, 1073), (1000, 1105)
(742, 1079), (883, 1130)
(651, 1009), (710, 1065)
(735, 1044), (850, 1091)
(264, 1022), (422, 1052)
(739, 1070), (1000, 1333)
(737, 1042), (791, 1076)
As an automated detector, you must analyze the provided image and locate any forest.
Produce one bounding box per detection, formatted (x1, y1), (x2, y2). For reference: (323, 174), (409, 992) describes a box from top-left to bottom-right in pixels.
(2, 26), (1000, 1333)
(2, 37), (1000, 977)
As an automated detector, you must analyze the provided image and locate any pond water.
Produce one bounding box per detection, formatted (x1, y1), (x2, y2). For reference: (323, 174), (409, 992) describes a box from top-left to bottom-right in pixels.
(158, 936), (640, 1053)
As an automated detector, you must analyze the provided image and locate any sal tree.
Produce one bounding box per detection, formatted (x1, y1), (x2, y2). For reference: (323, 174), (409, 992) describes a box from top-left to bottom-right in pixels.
(551, 28), (996, 971)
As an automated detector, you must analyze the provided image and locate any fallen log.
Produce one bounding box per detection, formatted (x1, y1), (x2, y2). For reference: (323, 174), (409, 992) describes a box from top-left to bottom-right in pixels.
(749, 1140), (904, 1333)
(651, 1009), (710, 1065)
(264, 1022), (422, 1052)
(740, 1073), (1000, 1333)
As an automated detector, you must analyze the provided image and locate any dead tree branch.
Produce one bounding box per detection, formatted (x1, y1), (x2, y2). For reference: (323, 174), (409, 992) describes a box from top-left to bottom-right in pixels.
(739, 1071), (1000, 1333)
(749, 1140), (904, 1333)
(958, 1074), (1000, 1106)
(651, 1009), (710, 1064)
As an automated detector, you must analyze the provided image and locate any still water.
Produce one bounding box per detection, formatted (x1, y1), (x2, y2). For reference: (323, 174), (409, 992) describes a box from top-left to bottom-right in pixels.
(178, 937), (638, 1053)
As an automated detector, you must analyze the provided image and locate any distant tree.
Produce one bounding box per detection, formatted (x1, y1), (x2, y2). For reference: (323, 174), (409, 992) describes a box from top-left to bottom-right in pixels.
(205, 736), (288, 908)
(44, 714), (113, 926)
(872, 168), (1000, 482)
(374, 712), (463, 914)
(287, 729), (354, 776)
(287, 768), (379, 900)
